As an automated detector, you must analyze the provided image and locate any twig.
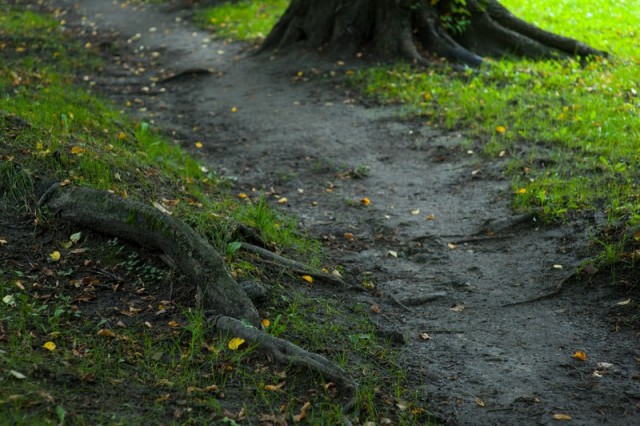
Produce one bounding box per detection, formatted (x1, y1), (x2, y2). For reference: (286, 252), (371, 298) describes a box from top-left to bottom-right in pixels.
(238, 242), (357, 289)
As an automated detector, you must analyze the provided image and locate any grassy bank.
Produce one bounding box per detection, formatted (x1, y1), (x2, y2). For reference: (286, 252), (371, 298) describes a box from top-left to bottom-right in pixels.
(0, 4), (427, 424)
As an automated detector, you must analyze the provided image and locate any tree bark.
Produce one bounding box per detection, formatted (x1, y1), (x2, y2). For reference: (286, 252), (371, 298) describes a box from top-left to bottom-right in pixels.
(40, 184), (262, 327)
(261, 0), (606, 67)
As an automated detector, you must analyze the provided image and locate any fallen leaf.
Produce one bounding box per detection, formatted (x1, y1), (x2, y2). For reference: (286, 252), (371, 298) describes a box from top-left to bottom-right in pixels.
(262, 318), (270, 327)
(228, 337), (245, 350)
(264, 381), (286, 391)
(238, 192), (248, 199)
(168, 320), (180, 328)
(70, 146), (86, 155)
(293, 401), (311, 422)
(97, 329), (117, 338)
(231, 107), (238, 113)
(410, 209), (420, 215)
(475, 397), (485, 407)
(447, 243), (457, 250)
(43, 341), (56, 351)
(3, 295), (15, 305)
(425, 214), (436, 221)
(277, 197), (288, 204)
(49, 251), (61, 261)
(155, 394), (170, 403)
(0, 238), (7, 245)
(419, 332), (431, 341)
(360, 197), (370, 206)
(69, 232), (81, 243)
(388, 250), (398, 257)
(195, 141), (203, 148)
(370, 305), (381, 314)
(301, 275), (313, 284)
(571, 351), (587, 361)
(495, 125), (507, 133)
(343, 232), (354, 240)
(616, 299), (631, 306)
(553, 264), (563, 270)
(450, 304), (465, 312)
(552, 413), (572, 421)
(517, 188), (527, 194)
(9, 370), (27, 380)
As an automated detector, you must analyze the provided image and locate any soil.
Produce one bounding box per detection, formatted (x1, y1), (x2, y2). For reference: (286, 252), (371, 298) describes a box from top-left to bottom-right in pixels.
(7, 0), (640, 424)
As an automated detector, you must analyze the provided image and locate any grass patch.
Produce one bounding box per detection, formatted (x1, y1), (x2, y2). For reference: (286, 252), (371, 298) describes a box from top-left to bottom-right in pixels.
(194, 0), (288, 42)
(1, 4), (430, 424)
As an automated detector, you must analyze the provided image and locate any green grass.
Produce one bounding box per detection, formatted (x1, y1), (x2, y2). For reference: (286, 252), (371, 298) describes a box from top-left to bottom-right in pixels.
(194, 0), (288, 42)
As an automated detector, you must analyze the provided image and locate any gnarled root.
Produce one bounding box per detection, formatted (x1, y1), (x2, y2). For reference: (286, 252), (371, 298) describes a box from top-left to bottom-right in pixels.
(213, 315), (357, 413)
(40, 184), (262, 327)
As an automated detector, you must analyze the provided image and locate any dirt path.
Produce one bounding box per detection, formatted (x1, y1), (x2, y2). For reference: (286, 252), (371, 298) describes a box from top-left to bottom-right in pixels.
(57, 1), (639, 423)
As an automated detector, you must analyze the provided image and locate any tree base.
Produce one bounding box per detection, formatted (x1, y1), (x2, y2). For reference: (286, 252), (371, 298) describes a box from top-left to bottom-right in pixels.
(261, 0), (606, 67)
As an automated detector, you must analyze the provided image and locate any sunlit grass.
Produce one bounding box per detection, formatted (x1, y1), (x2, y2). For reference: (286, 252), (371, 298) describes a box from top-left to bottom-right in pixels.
(194, 0), (288, 42)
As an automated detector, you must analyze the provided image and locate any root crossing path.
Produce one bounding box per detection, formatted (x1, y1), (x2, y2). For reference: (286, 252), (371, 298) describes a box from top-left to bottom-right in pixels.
(60, 1), (639, 424)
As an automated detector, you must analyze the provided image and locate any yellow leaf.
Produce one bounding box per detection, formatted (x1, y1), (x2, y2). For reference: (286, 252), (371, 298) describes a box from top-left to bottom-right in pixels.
(231, 107), (238, 113)
(517, 188), (527, 194)
(70, 146), (86, 155)
(195, 141), (203, 148)
(42, 341), (56, 351)
(343, 232), (354, 240)
(301, 275), (313, 284)
(277, 197), (288, 204)
(475, 397), (485, 407)
(571, 351), (587, 361)
(360, 197), (370, 206)
(0, 238), (7, 245)
(552, 413), (572, 421)
(411, 209), (420, 215)
(262, 318), (270, 327)
(495, 125), (507, 134)
(228, 337), (245, 350)
(49, 251), (61, 261)
(617, 299), (631, 306)
(97, 329), (117, 338)
(168, 320), (180, 328)
(238, 192), (248, 199)
(425, 214), (436, 221)
(117, 132), (127, 140)
(447, 242), (457, 250)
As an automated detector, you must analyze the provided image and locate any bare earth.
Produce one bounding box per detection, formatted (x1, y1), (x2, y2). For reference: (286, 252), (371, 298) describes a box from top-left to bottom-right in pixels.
(52, 0), (640, 424)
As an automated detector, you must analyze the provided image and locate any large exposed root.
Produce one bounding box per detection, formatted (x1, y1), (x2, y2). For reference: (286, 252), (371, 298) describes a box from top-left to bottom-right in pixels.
(39, 184), (262, 327)
(213, 315), (357, 413)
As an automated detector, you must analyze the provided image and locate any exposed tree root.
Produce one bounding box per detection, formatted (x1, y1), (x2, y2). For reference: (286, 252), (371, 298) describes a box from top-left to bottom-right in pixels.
(261, 0), (606, 68)
(39, 184), (262, 327)
(501, 272), (577, 307)
(213, 315), (357, 414)
(238, 242), (359, 290)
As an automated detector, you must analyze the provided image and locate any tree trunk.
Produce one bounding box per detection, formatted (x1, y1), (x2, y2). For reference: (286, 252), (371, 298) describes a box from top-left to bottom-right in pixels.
(261, 0), (606, 67)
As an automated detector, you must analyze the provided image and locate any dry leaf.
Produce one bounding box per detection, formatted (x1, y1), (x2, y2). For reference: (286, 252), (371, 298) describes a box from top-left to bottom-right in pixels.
(168, 320), (180, 328)
(571, 351), (587, 361)
(410, 209), (420, 215)
(301, 275), (313, 284)
(360, 197), (370, 206)
(495, 125), (507, 133)
(70, 146), (86, 155)
(0, 238), (7, 245)
(49, 251), (61, 261)
(552, 413), (572, 421)
(343, 232), (354, 240)
(293, 401), (311, 422)
(238, 192), (248, 199)
(9, 370), (26, 379)
(195, 141), (203, 148)
(450, 304), (465, 312)
(97, 329), (117, 338)
(447, 243), (457, 250)
(277, 197), (288, 204)
(475, 397), (485, 407)
(419, 333), (431, 341)
(388, 250), (398, 257)
(425, 214), (436, 221)
(370, 305), (381, 314)
(616, 299), (631, 306)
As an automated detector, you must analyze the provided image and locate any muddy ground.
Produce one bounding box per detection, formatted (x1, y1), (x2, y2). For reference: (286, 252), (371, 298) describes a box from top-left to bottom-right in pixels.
(28, 0), (640, 424)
